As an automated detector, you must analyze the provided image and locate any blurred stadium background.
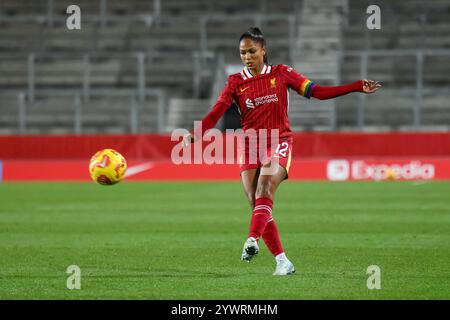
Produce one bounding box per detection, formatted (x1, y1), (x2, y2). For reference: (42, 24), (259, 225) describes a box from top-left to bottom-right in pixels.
(1, 0), (450, 181)
(1, 0), (450, 134)
(1, 0), (450, 300)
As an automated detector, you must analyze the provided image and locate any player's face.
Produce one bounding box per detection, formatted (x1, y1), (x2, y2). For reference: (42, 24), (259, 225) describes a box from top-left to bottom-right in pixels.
(239, 38), (266, 73)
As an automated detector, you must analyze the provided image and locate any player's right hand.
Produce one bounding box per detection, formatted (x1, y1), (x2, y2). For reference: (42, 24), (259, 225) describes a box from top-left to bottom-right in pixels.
(182, 133), (195, 147)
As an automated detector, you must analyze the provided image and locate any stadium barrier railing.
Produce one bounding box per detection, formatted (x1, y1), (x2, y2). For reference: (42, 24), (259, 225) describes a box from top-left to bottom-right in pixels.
(338, 49), (450, 131)
(0, 88), (166, 135)
(0, 0), (161, 28)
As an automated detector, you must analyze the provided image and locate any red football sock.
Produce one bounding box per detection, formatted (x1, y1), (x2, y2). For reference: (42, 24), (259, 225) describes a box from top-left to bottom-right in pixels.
(262, 219), (284, 257)
(248, 197), (273, 240)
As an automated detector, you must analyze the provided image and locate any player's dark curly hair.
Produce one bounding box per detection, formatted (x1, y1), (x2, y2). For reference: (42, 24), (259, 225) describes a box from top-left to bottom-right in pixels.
(239, 27), (268, 64)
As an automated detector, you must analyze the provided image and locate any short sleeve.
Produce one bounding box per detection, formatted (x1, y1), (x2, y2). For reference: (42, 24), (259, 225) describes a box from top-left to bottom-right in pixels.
(281, 65), (315, 99)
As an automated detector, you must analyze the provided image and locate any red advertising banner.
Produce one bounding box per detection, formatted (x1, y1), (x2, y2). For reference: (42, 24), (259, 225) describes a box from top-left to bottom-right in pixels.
(1, 132), (450, 160)
(1, 132), (449, 181)
(2, 158), (450, 181)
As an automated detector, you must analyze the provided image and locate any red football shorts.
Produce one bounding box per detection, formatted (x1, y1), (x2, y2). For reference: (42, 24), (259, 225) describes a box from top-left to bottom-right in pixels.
(238, 136), (293, 176)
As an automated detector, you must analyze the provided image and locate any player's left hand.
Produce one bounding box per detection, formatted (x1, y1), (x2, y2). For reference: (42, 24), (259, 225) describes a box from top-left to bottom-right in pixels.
(362, 79), (381, 93)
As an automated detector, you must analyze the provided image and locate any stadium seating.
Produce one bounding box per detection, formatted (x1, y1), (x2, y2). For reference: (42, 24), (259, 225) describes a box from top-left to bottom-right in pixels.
(0, 0), (449, 134)
(0, 0), (298, 134)
(337, 0), (450, 130)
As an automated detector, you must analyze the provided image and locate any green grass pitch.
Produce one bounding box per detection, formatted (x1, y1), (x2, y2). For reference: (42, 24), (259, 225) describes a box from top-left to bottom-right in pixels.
(0, 181), (449, 299)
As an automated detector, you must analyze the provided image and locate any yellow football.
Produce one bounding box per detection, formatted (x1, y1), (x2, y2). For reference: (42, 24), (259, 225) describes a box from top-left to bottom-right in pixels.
(89, 149), (127, 185)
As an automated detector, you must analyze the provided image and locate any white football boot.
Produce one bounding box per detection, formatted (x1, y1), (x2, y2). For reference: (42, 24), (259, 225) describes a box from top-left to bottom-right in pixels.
(241, 237), (259, 262)
(273, 258), (296, 276)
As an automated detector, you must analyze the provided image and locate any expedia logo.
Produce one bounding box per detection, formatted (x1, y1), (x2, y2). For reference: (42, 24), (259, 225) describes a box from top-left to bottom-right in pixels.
(245, 98), (255, 109)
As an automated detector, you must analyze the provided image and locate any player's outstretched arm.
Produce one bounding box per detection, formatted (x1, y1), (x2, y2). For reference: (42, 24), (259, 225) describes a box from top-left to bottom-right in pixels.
(311, 79), (381, 100)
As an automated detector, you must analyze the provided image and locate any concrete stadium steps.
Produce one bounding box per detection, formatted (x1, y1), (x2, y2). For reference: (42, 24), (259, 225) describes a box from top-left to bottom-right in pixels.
(340, 55), (450, 87)
(342, 26), (398, 50)
(288, 96), (336, 131)
(0, 96), (21, 134)
(0, 0), (47, 15)
(128, 20), (200, 51)
(0, 60), (28, 87)
(344, 0), (450, 51)
(0, 58), (118, 88)
(11, 96), (79, 135)
(126, 19), (291, 52)
(342, 25), (450, 51)
(0, 24), (46, 52)
(0, 55), (193, 95)
(0, 24), (129, 53)
(296, 58), (339, 84)
(347, 0), (450, 22)
(2, 0), (448, 133)
(160, 0), (297, 16)
(0, 95), (161, 134)
(128, 36), (199, 52)
(293, 0), (347, 88)
(336, 89), (450, 129)
(43, 25), (129, 52)
(80, 97), (161, 134)
(0, 23), (102, 52)
(0, 0), (297, 18)
(117, 54), (195, 94)
(0, 0), (151, 16)
(0, 11), (294, 53)
(0, 0), (298, 105)
(0, 17), (291, 95)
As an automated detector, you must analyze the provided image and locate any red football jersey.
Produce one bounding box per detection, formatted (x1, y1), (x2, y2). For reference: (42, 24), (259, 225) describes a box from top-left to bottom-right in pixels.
(195, 64), (315, 139)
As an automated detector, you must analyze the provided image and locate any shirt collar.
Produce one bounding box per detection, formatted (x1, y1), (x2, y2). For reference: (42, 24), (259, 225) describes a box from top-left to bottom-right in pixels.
(240, 64), (271, 80)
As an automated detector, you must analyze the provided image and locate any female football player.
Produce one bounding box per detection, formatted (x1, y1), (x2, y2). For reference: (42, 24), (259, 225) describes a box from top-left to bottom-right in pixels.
(183, 27), (380, 275)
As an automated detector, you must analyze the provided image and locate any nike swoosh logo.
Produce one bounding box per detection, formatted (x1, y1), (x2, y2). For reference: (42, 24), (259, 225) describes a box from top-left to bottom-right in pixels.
(124, 162), (154, 178)
(240, 87), (250, 92)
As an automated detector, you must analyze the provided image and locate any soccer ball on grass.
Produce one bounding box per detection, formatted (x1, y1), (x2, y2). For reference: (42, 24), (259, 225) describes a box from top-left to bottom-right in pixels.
(89, 149), (127, 185)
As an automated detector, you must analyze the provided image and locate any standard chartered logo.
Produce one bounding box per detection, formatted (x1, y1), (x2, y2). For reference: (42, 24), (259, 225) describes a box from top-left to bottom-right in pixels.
(254, 94), (278, 106)
(245, 94), (279, 109)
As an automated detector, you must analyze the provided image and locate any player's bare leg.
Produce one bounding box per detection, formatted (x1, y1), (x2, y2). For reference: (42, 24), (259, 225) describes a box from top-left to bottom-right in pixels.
(241, 168), (259, 208)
